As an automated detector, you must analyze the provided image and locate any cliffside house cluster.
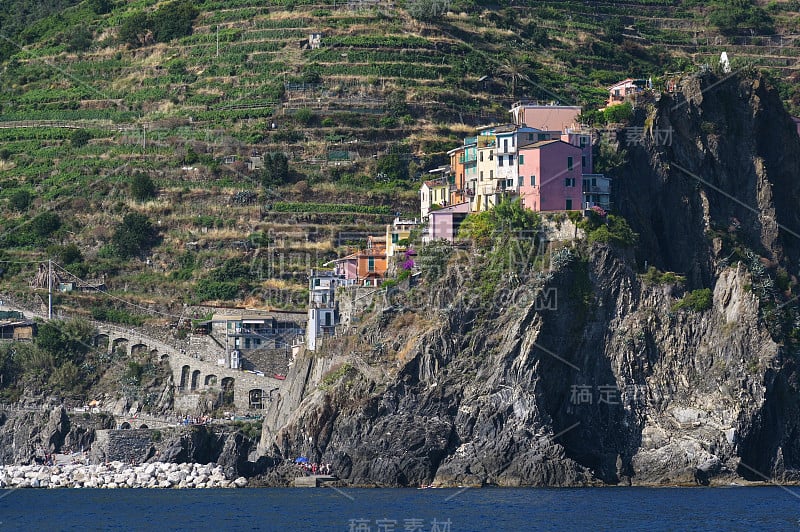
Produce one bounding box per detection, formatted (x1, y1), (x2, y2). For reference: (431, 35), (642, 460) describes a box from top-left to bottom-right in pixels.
(305, 217), (420, 350)
(420, 101), (613, 242)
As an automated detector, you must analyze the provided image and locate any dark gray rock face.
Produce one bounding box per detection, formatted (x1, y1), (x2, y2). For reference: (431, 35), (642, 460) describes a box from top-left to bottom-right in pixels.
(0, 407), (114, 463)
(257, 74), (800, 487)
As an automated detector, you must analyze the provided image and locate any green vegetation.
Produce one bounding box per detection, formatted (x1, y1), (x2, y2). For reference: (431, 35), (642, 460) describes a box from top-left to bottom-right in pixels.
(708, 0), (774, 36)
(320, 363), (354, 389)
(582, 214), (638, 248)
(642, 266), (686, 285)
(0, 318), (99, 399)
(459, 197), (540, 248)
(672, 288), (713, 312)
(111, 213), (159, 259)
(119, 0), (199, 47)
(130, 173), (157, 202)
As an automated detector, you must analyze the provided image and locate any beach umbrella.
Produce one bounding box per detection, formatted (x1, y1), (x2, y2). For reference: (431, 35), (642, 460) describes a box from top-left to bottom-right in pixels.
(294, 457), (309, 463)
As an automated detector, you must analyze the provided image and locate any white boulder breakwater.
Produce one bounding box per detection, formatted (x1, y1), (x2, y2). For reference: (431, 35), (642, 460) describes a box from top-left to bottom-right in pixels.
(0, 462), (249, 489)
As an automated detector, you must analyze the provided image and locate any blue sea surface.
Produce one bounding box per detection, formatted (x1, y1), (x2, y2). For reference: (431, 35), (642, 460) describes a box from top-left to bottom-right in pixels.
(0, 486), (797, 531)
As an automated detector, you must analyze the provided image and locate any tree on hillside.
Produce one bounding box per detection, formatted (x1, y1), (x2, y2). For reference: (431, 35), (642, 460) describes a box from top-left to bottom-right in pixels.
(130, 172), (157, 201)
(376, 153), (408, 182)
(708, 0), (773, 36)
(261, 153), (290, 188)
(112, 213), (158, 258)
(498, 59), (525, 99)
(88, 0), (113, 15)
(70, 129), (91, 148)
(118, 1), (198, 48)
(118, 12), (151, 47)
(66, 26), (93, 52)
(9, 189), (31, 212)
(31, 212), (61, 238)
(152, 0), (199, 42)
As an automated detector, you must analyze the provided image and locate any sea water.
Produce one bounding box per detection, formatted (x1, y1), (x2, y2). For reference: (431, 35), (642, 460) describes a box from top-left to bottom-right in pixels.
(0, 486), (796, 531)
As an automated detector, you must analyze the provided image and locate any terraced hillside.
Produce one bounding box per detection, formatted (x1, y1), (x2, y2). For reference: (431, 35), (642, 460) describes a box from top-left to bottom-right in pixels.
(0, 0), (798, 323)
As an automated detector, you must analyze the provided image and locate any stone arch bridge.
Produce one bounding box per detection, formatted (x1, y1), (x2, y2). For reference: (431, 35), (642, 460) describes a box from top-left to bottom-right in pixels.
(93, 324), (287, 412)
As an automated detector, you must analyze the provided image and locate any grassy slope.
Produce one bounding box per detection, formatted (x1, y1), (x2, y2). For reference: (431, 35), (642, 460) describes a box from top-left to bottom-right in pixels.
(0, 0), (797, 322)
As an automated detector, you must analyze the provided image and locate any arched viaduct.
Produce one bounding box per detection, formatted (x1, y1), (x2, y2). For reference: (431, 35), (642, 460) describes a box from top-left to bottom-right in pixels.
(93, 324), (286, 412)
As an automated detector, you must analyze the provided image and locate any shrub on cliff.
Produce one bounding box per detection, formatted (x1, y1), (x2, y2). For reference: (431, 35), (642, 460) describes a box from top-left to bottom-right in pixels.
(672, 288), (713, 312)
(586, 215), (638, 247)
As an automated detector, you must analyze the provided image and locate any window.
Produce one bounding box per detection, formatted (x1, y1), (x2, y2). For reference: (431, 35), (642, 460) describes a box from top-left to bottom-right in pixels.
(480, 151), (484, 162)
(480, 170), (484, 181)
(518, 176), (523, 187)
(565, 178), (575, 187)
(507, 179), (513, 188)
(489, 151), (493, 161)
(580, 136), (587, 147)
(503, 139), (508, 152)
(566, 199), (573, 210)
(538, 133), (548, 141)
(314, 278), (320, 286)
(368, 257), (375, 272)
(531, 175), (536, 186)
(582, 156), (586, 168)
(528, 133), (534, 140)
(392, 233), (399, 244)
(509, 155), (514, 165)
(324, 312), (331, 326)
(591, 178), (597, 187)
(489, 170), (493, 179)
(499, 156), (504, 167)
(567, 156), (573, 171)
(519, 154), (524, 164)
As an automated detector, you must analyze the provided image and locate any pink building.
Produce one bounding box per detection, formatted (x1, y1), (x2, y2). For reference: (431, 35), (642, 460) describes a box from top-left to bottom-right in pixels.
(518, 140), (583, 212)
(510, 102), (582, 132)
(424, 202), (470, 243)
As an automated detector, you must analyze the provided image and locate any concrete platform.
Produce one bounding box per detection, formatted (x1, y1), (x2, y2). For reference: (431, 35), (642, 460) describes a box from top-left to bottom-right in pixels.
(293, 475), (337, 487)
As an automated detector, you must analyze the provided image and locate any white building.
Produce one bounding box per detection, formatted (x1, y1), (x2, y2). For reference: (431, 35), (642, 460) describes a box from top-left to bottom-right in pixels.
(306, 269), (346, 351)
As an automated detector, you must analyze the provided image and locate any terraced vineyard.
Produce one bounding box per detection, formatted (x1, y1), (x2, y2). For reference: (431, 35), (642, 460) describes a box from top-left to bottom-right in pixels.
(0, 0), (798, 320)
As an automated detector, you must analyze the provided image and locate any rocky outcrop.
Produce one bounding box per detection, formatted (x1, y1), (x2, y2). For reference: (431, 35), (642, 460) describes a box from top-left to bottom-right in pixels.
(0, 407), (115, 464)
(255, 73), (800, 487)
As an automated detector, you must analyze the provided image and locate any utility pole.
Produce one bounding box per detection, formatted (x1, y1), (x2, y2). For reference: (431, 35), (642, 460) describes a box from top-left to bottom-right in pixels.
(47, 259), (52, 320)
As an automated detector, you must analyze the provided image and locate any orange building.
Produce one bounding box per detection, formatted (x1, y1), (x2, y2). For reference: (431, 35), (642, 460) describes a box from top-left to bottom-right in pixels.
(448, 146), (466, 205)
(332, 235), (388, 287)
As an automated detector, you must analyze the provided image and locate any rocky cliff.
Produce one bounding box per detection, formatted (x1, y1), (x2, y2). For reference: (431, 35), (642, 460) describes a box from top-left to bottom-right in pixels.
(255, 72), (800, 487)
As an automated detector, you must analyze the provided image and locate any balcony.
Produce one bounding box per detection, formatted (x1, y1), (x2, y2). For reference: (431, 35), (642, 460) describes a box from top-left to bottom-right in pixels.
(459, 153), (477, 164)
(463, 136), (477, 146)
(583, 185), (611, 194)
(584, 200), (612, 211)
(465, 188), (475, 197)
